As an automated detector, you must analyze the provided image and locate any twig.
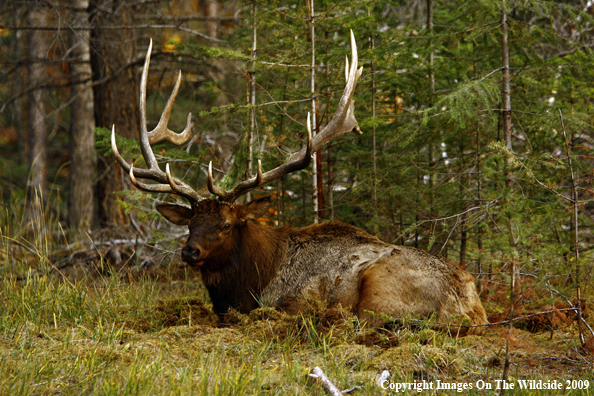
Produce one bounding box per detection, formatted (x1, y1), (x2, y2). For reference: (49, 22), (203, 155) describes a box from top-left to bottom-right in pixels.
(309, 367), (342, 396)
(560, 109), (586, 347)
(376, 370), (391, 387)
(0, 24), (226, 43)
(340, 386), (361, 394)
(547, 283), (594, 339)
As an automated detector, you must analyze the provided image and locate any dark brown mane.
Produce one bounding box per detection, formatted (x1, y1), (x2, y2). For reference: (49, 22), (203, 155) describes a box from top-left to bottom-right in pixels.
(200, 216), (287, 314)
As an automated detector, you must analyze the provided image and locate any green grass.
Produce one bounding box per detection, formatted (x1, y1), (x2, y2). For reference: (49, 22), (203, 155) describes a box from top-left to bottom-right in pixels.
(0, 274), (592, 395)
(0, 194), (592, 395)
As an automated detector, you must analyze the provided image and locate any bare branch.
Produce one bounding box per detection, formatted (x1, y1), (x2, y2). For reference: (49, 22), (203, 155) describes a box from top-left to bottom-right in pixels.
(309, 367), (342, 396)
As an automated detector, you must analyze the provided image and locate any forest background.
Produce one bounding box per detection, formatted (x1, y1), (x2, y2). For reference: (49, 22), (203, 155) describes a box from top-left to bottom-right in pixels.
(1, 0), (594, 393)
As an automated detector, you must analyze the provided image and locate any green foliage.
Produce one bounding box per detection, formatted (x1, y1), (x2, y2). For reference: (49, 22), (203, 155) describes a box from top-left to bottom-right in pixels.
(177, 42), (249, 62)
(424, 77), (500, 127)
(218, 129), (250, 192)
(2, 3), (594, 389)
(95, 126), (114, 157)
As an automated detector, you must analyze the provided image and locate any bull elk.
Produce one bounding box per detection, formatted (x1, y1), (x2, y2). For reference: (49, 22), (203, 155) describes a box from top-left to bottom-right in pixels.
(112, 32), (488, 334)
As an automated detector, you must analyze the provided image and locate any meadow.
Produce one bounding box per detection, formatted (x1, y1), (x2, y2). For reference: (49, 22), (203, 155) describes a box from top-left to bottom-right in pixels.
(1, 198), (592, 395)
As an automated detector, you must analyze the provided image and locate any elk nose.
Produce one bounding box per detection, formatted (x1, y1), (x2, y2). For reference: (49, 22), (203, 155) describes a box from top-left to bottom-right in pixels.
(181, 245), (201, 263)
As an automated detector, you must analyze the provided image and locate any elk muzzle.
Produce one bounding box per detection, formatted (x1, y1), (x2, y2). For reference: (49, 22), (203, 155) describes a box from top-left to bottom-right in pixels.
(181, 244), (204, 266)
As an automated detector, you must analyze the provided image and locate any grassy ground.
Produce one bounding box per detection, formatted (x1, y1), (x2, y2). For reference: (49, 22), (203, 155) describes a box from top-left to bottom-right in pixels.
(0, 269), (592, 396)
(0, 199), (592, 395)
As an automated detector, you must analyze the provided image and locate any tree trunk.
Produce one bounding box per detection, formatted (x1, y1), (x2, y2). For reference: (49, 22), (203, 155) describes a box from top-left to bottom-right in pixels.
(427, 0), (437, 251)
(476, 126), (483, 292)
(26, 2), (48, 212)
(459, 130), (467, 268)
(460, 225), (467, 268)
(327, 141), (333, 220)
(500, 2), (514, 390)
(276, 71), (290, 226)
(325, 29), (334, 221)
(68, 0), (96, 233)
(501, 1), (513, 189)
(474, 42), (483, 293)
(89, 0), (139, 226)
(370, 35), (378, 236)
(309, 0), (321, 224)
(560, 111), (585, 347)
(202, 0), (219, 39)
(246, 0), (256, 202)
(12, 6), (27, 165)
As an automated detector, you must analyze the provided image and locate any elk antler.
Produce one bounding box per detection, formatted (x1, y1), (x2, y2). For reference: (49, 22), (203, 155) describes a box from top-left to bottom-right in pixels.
(111, 39), (202, 203)
(208, 30), (363, 203)
(113, 32), (362, 205)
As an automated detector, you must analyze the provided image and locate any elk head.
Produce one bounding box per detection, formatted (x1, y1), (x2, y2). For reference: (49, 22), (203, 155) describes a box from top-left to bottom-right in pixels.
(111, 32), (363, 267)
(156, 197), (272, 268)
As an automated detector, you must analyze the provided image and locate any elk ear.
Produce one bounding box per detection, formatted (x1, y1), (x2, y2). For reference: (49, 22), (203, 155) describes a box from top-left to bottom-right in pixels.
(156, 204), (193, 226)
(238, 196), (272, 222)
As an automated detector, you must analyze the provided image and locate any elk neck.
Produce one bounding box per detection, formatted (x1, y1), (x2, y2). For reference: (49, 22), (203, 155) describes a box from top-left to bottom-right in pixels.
(200, 220), (289, 315)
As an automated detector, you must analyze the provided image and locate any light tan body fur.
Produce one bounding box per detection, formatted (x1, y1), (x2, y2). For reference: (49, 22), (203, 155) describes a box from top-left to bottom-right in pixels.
(260, 221), (487, 334)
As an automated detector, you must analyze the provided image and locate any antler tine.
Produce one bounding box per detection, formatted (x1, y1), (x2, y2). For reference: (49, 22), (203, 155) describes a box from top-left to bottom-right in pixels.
(164, 163), (203, 199)
(305, 111), (314, 156)
(209, 32), (361, 203)
(111, 40), (203, 203)
(207, 159), (264, 202)
(207, 161), (230, 199)
(138, 41), (194, 159)
(128, 164), (173, 193)
(138, 39), (159, 170)
(314, 29), (363, 144)
(112, 126), (203, 201)
(147, 71), (194, 145)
